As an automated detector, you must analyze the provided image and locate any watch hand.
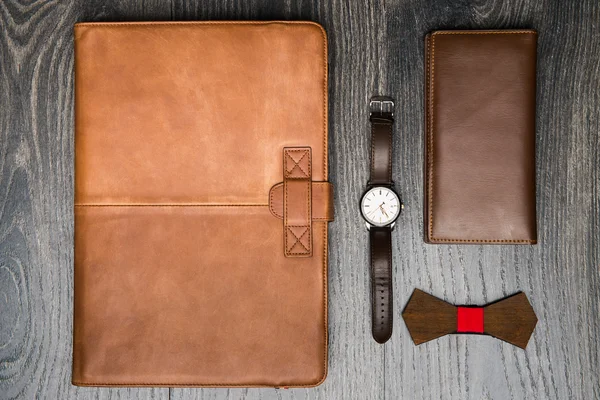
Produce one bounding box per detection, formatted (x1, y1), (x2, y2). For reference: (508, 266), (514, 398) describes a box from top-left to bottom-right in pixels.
(367, 202), (385, 217)
(367, 207), (380, 217)
(380, 206), (389, 218)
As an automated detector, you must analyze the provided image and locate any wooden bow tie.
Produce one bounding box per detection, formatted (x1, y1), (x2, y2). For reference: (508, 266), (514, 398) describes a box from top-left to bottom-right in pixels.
(402, 289), (537, 349)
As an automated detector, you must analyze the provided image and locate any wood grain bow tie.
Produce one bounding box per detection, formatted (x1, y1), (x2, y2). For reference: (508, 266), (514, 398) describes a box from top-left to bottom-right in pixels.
(402, 289), (537, 349)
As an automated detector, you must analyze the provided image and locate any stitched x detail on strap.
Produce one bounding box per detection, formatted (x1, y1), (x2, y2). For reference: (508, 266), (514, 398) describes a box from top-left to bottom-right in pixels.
(283, 147), (312, 257)
(285, 149), (311, 179)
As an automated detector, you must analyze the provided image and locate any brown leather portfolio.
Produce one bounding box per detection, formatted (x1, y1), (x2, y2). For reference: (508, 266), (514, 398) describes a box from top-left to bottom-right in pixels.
(424, 30), (538, 244)
(73, 21), (332, 388)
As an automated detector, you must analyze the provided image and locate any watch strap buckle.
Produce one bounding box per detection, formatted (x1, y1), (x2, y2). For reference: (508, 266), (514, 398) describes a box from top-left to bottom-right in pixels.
(369, 96), (395, 117)
(367, 180), (395, 187)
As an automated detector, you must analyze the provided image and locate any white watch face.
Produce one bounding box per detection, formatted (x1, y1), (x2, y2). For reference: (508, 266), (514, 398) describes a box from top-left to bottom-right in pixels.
(360, 187), (401, 227)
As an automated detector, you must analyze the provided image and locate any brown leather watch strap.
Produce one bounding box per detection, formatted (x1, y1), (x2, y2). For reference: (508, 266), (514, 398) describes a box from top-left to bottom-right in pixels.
(370, 226), (393, 343)
(369, 114), (394, 186)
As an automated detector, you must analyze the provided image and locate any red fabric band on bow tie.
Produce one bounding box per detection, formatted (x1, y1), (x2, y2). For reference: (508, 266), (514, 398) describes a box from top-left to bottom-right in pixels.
(457, 307), (484, 333)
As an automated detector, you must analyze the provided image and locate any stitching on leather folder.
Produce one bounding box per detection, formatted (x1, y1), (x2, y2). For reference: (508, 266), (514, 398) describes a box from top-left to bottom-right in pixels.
(427, 30), (537, 244)
(269, 187), (278, 218)
(284, 148), (312, 256)
(74, 204), (267, 207)
(73, 21), (329, 388)
(269, 183), (332, 220)
(321, 27), (328, 180)
(285, 149), (311, 178)
(321, 221), (329, 384)
(286, 225), (310, 253)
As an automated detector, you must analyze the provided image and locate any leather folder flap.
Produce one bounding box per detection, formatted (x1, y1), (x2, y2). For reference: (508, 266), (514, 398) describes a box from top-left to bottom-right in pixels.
(74, 21), (328, 205)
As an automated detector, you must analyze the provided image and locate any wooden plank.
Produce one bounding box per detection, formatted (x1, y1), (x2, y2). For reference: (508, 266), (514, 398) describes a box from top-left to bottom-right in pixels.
(0, 1), (171, 399)
(0, 0), (598, 399)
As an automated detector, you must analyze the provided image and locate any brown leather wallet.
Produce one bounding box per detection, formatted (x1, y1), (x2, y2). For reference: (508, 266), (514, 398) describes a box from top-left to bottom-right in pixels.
(73, 21), (333, 388)
(424, 30), (538, 244)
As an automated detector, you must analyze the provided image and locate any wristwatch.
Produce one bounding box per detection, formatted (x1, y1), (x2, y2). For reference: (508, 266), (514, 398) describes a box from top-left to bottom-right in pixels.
(360, 96), (402, 343)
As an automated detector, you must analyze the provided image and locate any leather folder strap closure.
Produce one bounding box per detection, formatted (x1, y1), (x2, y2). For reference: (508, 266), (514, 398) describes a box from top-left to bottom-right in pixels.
(269, 182), (333, 222)
(283, 147), (313, 257)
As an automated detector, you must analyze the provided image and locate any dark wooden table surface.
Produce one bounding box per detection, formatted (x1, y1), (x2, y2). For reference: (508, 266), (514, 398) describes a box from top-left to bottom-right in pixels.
(1, 0), (598, 399)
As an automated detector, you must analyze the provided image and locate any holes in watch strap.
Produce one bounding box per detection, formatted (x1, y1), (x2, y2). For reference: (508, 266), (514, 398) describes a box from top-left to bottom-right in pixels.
(378, 286), (386, 326)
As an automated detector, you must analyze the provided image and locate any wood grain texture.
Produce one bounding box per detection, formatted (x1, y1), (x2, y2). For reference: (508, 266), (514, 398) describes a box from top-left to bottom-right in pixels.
(0, 0), (598, 399)
(402, 290), (538, 349)
(384, 1), (600, 399)
(0, 1), (169, 399)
